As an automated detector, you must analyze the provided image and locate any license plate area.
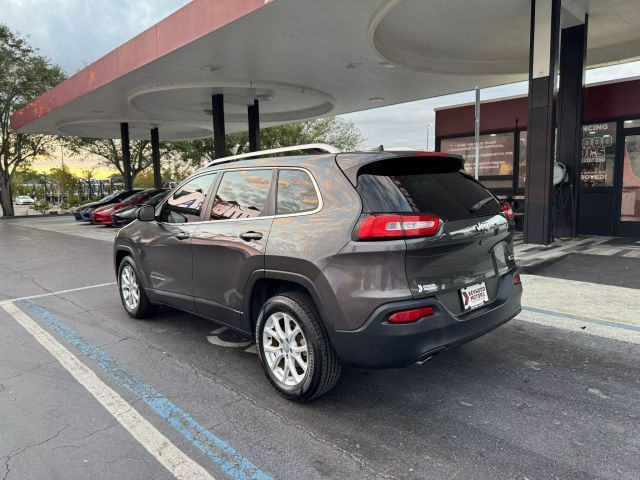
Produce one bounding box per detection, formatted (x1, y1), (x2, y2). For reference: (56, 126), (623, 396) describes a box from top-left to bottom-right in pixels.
(460, 282), (489, 310)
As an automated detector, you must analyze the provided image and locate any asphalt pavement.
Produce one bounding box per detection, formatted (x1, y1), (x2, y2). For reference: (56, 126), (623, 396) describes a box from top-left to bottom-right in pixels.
(1, 217), (638, 480)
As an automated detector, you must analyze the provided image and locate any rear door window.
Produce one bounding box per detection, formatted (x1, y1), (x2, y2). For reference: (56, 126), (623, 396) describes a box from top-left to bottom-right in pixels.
(210, 169), (273, 220)
(276, 169), (319, 215)
(356, 161), (499, 220)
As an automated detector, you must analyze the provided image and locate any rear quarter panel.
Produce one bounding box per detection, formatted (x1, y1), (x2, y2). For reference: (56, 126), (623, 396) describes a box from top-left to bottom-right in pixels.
(265, 160), (362, 329)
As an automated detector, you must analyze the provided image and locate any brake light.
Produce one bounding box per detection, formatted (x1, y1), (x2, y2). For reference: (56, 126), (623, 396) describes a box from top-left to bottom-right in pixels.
(388, 306), (434, 324)
(358, 215), (441, 240)
(513, 273), (522, 285)
(500, 202), (514, 221)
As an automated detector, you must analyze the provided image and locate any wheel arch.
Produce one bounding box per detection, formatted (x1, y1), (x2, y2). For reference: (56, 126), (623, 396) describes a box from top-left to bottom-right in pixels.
(114, 246), (134, 270)
(243, 270), (334, 335)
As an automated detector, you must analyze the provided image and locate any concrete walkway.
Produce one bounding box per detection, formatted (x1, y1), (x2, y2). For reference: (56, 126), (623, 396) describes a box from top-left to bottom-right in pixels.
(514, 233), (640, 270)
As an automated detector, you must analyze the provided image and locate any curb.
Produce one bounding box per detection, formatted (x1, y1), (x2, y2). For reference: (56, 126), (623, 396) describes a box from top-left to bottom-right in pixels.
(0, 212), (74, 220)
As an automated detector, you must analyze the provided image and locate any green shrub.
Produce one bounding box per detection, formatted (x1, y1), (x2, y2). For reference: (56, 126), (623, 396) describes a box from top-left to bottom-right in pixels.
(32, 199), (50, 214)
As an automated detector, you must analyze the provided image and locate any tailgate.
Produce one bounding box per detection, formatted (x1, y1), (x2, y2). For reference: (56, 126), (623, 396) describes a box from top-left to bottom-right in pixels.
(405, 214), (515, 314)
(346, 154), (516, 314)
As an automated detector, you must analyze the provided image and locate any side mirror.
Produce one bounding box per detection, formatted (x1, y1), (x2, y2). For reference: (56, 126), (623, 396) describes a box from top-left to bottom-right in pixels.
(137, 205), (156, 222)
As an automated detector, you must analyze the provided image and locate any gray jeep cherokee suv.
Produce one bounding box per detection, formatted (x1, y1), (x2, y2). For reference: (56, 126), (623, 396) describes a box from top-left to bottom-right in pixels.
(114, 149), (522, 401)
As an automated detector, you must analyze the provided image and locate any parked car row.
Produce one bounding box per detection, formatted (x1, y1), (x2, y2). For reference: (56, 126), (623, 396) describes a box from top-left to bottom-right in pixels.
(74, 188), (169, 227)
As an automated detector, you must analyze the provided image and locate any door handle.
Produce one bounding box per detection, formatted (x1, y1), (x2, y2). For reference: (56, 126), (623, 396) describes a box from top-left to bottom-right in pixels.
(239, 231), (263, 241)
(172, 232), (191, 241)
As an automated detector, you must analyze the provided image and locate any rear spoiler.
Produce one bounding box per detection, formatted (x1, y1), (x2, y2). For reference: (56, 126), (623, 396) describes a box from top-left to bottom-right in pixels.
(336, 152), (465, 186)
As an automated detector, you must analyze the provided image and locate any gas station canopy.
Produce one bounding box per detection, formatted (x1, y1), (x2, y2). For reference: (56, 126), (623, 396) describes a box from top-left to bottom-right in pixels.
(11, 0), (640, 140)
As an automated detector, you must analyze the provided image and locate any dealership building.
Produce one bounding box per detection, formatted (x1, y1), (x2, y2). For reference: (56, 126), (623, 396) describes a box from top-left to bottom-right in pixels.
(10, 0), (640, 243)
(437, 77), (640, 238)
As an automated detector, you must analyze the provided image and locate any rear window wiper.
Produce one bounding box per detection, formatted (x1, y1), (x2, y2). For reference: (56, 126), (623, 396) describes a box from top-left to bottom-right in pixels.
(469, 196), (494, 214)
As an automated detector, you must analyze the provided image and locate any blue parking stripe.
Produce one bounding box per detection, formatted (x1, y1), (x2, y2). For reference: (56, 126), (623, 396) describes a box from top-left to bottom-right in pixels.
(22, 300), (272, 480)
(522, 306), (640, 333)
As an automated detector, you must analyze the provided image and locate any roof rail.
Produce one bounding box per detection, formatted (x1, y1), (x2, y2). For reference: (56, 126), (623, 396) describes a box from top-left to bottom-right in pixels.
(207, 143), (342, 167)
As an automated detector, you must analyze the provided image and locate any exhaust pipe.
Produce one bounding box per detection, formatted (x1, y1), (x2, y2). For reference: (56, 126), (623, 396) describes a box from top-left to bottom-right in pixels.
(416, 355), (433, 366)
(415, 348), (444, 365)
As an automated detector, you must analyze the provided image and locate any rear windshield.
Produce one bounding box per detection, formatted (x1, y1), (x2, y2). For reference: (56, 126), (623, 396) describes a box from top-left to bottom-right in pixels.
(113, 190), (140, 201)
(122, 191), (147, 202)
(147, 191), (168, 206)
(101, 191), (121, 201)
(356, 161), (500, 220)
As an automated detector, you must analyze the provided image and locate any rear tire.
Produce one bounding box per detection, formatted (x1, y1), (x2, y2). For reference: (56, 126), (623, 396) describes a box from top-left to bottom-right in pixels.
(256, 292), (341, 402)
(117, 256), (157, 319)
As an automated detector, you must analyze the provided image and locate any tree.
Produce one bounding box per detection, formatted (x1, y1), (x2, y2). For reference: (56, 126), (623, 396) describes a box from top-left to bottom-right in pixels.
(133, 168), (156, 189)
(69, 138), (144, 186)
(80, 167), (96, 181)
(12, 168), (47, 198)
(48, 164), (78, 202)
(68, 138), (173, 186)
(0, 24), (66, 216)
(172, 117), (363, 170)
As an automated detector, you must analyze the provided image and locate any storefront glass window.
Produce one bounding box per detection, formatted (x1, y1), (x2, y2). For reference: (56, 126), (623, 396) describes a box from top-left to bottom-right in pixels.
(621, 135), (640, 222)
(623, 119), (640, 129)
(518, 131), (527, 189)
(440, 133), (514, 179)
(581, 122), (616, 187)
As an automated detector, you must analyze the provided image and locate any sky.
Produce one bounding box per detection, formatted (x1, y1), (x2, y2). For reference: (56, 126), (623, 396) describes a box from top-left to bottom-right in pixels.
(5, 0), (640, 155)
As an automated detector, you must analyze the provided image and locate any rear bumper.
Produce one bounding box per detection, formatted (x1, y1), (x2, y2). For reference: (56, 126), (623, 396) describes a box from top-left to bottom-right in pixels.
(329, 271), (522, 369)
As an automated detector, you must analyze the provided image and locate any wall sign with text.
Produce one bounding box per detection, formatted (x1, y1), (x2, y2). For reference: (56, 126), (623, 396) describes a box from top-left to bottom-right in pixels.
(440, 133), (514, 177)
(581, 123), (616, 187)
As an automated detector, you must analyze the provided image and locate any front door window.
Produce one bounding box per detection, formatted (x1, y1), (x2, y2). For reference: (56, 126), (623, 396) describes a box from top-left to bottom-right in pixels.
(160, 173), (217, 223)
(620, 135), (640, 222)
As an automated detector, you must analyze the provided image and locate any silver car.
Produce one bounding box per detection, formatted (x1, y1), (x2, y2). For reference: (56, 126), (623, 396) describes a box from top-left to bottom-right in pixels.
(15, 195), (35, 205)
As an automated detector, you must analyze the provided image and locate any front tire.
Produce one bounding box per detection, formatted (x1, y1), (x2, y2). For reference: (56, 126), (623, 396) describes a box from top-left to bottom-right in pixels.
(256, 292), (341, 402)
(117, 256), (156, 319)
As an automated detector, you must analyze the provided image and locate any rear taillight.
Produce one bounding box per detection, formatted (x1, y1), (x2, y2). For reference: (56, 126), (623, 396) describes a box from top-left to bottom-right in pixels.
(513, 273), (522, 285)
(500, 202), (514, 221)
(358, 214), (441, 240)
(387, 306), (434, 324)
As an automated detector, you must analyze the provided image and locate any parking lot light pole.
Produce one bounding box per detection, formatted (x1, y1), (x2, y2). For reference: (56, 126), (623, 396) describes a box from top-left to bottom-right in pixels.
(120, 122), (133, 191)
(150, 127), (162, 189)
(212, 94), (226, 159)
(248, 99), (260, 152)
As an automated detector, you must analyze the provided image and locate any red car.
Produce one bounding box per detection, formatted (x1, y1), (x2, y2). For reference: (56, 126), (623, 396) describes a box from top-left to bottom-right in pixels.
(91, 189), (167, 226)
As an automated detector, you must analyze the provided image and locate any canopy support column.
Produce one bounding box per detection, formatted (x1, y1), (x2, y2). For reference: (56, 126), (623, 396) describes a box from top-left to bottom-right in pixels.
(248, 100), (260, 152)
(120, 122), (133, 191)
(556, 18), (588, 238)
(524, 0), (561, 245)
(151, 127), (162, 189)
(212, 94), (226, 159)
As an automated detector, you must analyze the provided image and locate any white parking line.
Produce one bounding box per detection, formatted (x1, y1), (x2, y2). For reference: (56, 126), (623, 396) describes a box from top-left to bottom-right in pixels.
(1, 282), (116, 304)
(1, 301), (215, 480)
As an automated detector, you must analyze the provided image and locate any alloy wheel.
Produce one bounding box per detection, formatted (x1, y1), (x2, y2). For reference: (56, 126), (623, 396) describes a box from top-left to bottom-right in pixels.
(120, 264), (140, 311)
(262, 312), (309, 387)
